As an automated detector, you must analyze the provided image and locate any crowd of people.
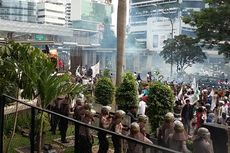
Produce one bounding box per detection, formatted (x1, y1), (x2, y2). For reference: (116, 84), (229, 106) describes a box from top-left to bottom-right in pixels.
(48, 95), (153, 153)
(138, 79), (230, 153)
(47, 69), (230, 153)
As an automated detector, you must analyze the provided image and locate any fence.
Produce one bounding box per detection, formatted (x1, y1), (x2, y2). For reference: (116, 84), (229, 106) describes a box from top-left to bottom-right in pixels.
(0, 94), (180, 153)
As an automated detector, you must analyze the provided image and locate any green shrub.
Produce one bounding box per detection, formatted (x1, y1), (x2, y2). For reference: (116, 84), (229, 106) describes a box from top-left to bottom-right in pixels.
(17, 111), (31, 129)
(187, 139), (193, 151)
(4, 114), (14, 136)
(116, 72), (138, 111)
(146, 82), (175, 133)
(102, 69), (111, 78)
(95, 77), (115, 106)
(4, 111), (32, 137)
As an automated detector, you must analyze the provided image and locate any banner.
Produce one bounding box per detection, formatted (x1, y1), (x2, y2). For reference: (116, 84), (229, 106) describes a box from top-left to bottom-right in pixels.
(177, 86), (183, 101)
(191, 83), (200, 104)
(91, 61), (100, 78)
(209, 89), (214, 97)
(191, 78), (196, 90)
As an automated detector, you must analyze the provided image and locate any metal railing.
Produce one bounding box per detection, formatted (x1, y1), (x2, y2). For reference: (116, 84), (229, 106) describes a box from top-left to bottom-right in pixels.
(0, 94), (180, 153)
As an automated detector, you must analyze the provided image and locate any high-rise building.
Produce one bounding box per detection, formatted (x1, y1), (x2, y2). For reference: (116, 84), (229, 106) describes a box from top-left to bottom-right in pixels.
(65, 1), (71, 26)
(129, 0), (179, 48)
(0, 0), (37, 23)
(70, 0), (113, 45)
(71, 0), (112, 31)
(129, 0), (205, 51)
(37, 0), (65, 26)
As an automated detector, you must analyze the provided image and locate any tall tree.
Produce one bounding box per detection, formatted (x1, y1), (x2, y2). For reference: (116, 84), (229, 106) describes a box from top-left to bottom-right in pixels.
(183, 0), (230, 61)
(160, 35), (207, 72)
(161, 3), (180, 76)
(116, 0), (127, 86)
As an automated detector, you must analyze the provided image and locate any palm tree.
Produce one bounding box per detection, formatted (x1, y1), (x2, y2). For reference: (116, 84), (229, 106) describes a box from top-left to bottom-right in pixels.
(1, 42), (83, 152)
(116, 0), (127, 86)
(0, 42), (21, 153)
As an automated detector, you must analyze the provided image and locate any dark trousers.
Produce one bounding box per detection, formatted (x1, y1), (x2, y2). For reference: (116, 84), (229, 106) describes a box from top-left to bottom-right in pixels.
(98, 132), (109, 153)
(75, 124), (80, 153)
(182, 119), (191, 135)
(79, 135), (92, 153)
(59, 119), (68, 142)
(50, 115), (59, 134)
(112, 136), (122, 153)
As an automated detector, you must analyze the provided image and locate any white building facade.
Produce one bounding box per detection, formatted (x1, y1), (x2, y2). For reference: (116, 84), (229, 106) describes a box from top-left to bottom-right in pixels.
(147, 17), (180, 52)
(65, 2), (71, 26)
(37, 0), (65, 26)
(129, 0), (205, 51)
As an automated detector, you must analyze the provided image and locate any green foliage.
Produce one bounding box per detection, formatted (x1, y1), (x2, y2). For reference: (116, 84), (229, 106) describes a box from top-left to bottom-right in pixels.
(160, 35), (207, 72)
(187, 139), (193, 152)
(115, 72), (138, 111)
(95, 77), (114, 106)
(35, 112), (50, 132)
(103, 69), (111, 78)
(4, 115), (14, 136)
(204, 0), (229, 6)
(4, 126), (75, 153)
(183, 2), (230, 60)
(4, 111), (31, 136)
(146, 82), (175, 133)
(0, 42), (83, 108)
(219, 42), (230, 61)
(0, 42), (23, 98)
(16, 112), (31, 130)
(0, 42), (84, 150)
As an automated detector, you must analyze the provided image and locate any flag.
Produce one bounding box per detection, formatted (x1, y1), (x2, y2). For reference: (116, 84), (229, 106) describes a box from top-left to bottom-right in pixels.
(209, 89), (216, 111)
(177, 86), (183, 101)
(75, 66), (81, 77)
(191, 83), (200, 105)
(209, 89), (214, 97)
(191, 78), (196, 90)
(91, 61), (100, 78)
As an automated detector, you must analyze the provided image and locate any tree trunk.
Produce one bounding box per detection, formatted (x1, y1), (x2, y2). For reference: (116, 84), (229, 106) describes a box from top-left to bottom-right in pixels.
(116, 0), (127, 86)
(170, 19), (174, 77)
(5, 89), (20, 153)
(35, 96), (44, 153)
(37, 112), (44, 153)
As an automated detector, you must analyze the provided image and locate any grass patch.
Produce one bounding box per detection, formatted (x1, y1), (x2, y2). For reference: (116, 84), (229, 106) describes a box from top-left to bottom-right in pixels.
(4, 125), (75, 153)
(4, 133), (30, 153)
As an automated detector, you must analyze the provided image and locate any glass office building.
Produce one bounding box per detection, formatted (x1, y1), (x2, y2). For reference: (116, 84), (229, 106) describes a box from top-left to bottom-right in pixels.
(0, 0), (36, 23)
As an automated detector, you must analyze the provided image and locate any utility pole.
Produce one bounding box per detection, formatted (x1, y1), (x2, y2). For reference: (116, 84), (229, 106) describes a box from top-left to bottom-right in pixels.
(162, 8), (175, 78)
(169, 18), (174, 77)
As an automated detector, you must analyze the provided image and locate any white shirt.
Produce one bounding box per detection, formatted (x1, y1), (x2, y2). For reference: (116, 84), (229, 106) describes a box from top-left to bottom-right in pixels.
(138, 100), (147, 115)
(221, 104), (229, 116)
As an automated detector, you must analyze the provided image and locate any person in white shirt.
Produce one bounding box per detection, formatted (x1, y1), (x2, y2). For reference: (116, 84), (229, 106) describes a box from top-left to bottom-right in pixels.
(138, 96), (148, 115)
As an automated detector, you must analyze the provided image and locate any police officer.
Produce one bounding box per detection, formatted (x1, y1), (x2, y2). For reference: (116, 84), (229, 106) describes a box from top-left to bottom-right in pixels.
(58, 95), (70, 143)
